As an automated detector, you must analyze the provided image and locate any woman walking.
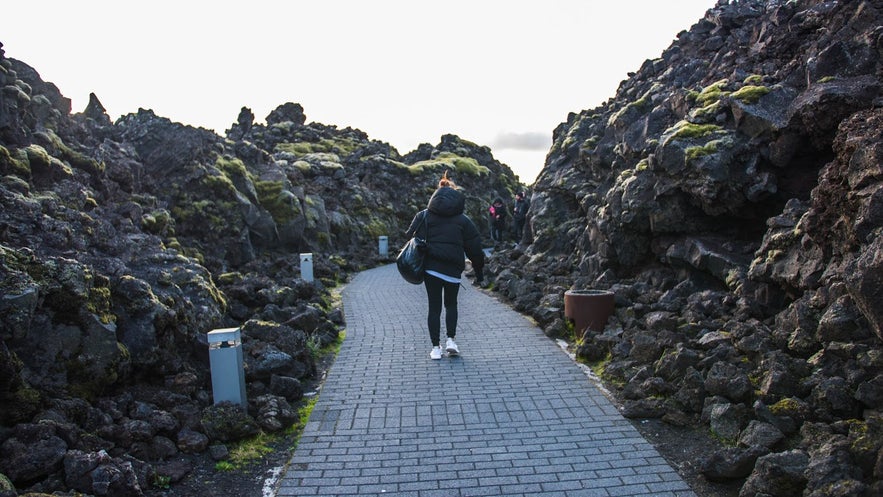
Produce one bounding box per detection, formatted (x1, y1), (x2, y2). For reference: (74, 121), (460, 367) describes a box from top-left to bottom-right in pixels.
(406, 172), (485, 360)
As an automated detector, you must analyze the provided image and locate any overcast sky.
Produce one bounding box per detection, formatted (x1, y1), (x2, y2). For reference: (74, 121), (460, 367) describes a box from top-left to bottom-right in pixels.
(3, 0), (717, 184)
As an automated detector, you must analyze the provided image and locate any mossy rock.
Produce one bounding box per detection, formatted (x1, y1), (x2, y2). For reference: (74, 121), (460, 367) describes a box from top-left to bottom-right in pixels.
(743, 74), (764, 85)
(141, 209), (175, 236)
(689, 101), (723, 123)
(275, 137), (360, 157)
(201, 402), (260, 443)
(215, 156), (251, 179)
(34, 130), (105, 175)
(217, 272), (244, 285)
(256, 180), (302, 224)
(608, 93), (652, 127)
(731, 85), (771, 104)
(685, 140), (721, 163)
(365, 219), (389, 238)
(690, 79), (731, 107)
(661, 121), (724, 145)
(0, 144), (31, 177)
(410, 152), (489, 176)
(0, 473), (14, 492)
(1, 385), (42, 425)
(23, 144), (53, 170)
(769, 397), (809, 418)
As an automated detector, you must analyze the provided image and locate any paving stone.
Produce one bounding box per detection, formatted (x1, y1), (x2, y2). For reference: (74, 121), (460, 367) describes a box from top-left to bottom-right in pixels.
(274, 264), (696, 496)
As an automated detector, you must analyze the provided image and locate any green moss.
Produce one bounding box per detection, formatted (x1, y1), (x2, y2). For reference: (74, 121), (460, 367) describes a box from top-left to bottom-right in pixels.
(409, 152), (489, 176)
(86, 286), (116, 325)
(0, 144), (30, 177)
(0, 470), (14, 492)
(215, 156), (251, 180)
(34, 130), (105, 175)
(608, 94), (651, 125)
(664, 121), (723, 141)
(691, 79), (731, 107)
(227, 432), (274, 467)
(382, 158), (409, 168)
(319, 137), (360, 156)
(690, 101), (722, 122)
(274, 137), (361, 157)
(171, 197), (236, 236)
(152, 474), (172, 489)
(365, 219), (388, 238)
(288, 396), (320, 436)
(2, 385), (41, 424)
(635, 158), (650, 171)
(59, 143), (103, 175)
(685, 140), (720, 162)
(743, 74), (764, 85)
(165, 238), (183, 252)
(732, 85), (770, 104)
(709, 429), (738, 447)
(817, 76), (837, 84)
(275, 142), (315, 155)
(438, 152), (489, 176)
(24, 144), (53, 170)
(217, 272), (243, 285)
(769, 397), (801, 416)
(141, 209), (174, 235)
(407, 159), (449, 174)
(255, 180), (302, 224)
(580, 136), (599, 150)
(293, 160), (312, 172)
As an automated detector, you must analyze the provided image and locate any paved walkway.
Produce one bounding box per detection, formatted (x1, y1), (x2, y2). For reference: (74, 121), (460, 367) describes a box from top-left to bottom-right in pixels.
(275, 264), (696, 497)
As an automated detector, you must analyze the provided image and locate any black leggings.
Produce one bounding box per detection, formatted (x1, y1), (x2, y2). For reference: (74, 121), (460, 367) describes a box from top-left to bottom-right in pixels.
(424, 273), (460, 347)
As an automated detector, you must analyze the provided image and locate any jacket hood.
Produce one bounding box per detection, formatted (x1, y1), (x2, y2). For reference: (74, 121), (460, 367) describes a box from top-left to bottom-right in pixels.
(427, 186), (465, 217)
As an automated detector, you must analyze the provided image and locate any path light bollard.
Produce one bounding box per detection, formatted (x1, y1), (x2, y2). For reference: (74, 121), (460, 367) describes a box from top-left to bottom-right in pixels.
(300, 253), (313, 282)
(564, 289), (615, 339)
(207, 327), (247, 407)
(378, 236), (388, 257)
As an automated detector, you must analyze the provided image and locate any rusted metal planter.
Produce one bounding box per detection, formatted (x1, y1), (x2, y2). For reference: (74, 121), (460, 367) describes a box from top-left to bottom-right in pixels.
(564, 289), (615, 336)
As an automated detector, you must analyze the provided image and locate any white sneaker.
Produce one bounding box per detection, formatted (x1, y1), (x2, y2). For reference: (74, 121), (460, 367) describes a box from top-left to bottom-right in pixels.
(445, 338), (459, 356)
(430, 346), (442, 360)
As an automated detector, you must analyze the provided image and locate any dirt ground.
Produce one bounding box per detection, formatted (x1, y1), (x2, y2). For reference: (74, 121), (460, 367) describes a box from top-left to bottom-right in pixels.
(145, 336), (741, 497)
(631, 417), (742, 497)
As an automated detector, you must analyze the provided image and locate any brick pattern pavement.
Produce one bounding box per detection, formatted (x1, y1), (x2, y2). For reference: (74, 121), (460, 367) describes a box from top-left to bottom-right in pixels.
(276, 264), (696, 496)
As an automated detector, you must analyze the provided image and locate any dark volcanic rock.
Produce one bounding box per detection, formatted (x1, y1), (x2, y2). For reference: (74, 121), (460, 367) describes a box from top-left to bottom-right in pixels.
(483, 1), (883, 495)
(1, 31), (522, 495)
(2, 1), (883, 496)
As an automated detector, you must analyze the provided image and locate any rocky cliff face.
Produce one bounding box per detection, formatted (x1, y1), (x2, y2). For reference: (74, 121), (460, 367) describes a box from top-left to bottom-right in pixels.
(488, 1), (882, 495)
(0, 42), (521, 494)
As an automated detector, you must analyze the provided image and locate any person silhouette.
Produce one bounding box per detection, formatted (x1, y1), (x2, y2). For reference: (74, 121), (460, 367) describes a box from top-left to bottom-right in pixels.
(405, 171), (485, 360)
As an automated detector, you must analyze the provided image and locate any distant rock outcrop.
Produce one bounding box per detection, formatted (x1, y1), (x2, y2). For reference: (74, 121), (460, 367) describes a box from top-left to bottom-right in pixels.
(486, 1), (882, 495)
(0, 39), (522, 494)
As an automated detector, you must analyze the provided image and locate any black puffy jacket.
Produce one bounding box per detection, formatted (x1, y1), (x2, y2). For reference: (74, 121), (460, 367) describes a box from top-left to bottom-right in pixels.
(406, 186), (485, 279)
